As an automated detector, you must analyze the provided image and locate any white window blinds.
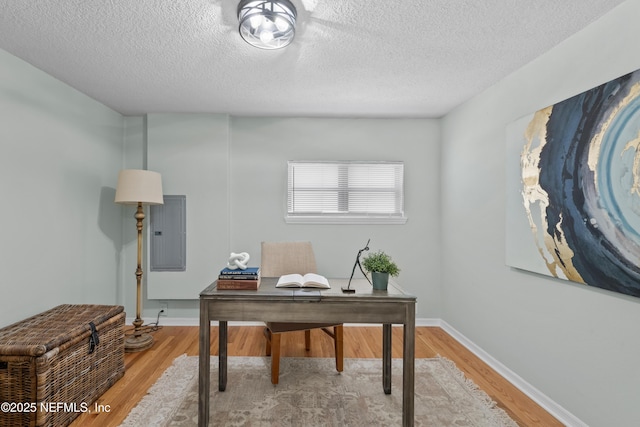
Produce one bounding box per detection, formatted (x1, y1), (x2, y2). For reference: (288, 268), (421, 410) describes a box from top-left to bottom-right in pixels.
(286, 161), (407, 224)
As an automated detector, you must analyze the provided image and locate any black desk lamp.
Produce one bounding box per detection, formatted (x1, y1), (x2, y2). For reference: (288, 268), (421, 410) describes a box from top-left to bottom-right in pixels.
(342, 239), (372, 293)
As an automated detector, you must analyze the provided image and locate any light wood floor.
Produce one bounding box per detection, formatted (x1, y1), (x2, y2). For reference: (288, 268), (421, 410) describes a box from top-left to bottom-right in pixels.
(71, 326), (562, 426)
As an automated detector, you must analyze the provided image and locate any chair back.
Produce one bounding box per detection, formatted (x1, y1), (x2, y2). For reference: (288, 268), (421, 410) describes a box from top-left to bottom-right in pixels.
(260, 241), (317, 277)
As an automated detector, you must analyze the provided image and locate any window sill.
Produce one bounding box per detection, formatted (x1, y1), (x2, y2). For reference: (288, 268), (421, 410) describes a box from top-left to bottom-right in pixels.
(285, 215), (408, 225)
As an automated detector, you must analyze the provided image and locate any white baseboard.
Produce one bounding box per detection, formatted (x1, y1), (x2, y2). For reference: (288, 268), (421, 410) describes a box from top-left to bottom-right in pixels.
(438, 320), (586, 427)
(135, 315), (584, 426)
(136, 317), (441, 328)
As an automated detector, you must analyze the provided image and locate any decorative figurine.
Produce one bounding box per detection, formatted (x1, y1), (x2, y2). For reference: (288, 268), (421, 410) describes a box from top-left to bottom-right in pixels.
(227, 252), (250, 270)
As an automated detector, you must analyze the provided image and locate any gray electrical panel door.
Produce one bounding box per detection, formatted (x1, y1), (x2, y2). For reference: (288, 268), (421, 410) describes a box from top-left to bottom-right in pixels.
(150, 195), (186, 271)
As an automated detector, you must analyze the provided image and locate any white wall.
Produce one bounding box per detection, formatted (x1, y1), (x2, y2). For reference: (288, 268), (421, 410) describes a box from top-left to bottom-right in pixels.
(136, 116), (441, 319)
(0, 48), (124, 326)
(146, 114), (230, 300)
(441, 1), (640, 426)
(229, 117), (441, 317)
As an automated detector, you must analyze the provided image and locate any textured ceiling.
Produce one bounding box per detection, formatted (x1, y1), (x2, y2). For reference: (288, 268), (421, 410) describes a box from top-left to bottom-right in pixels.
(0, 0), (627, 118)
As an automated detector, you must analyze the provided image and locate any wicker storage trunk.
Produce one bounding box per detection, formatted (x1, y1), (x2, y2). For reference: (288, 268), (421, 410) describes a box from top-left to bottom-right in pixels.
(0, 304), (125, 427)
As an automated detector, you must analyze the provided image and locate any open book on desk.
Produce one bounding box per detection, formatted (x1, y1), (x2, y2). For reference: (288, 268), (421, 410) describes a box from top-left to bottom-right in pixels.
(276, 273), (330, 289)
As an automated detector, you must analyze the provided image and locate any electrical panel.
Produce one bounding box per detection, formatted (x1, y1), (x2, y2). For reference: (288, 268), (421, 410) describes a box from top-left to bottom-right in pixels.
(150, 195), (186, 271)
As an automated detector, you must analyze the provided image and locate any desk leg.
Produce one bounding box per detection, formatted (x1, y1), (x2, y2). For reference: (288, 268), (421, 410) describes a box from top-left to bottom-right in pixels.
(219, 321), (228, 391)
(383, 323), (392, 394)
(402, 306), (416, 427)
(198, 299), (210, 427)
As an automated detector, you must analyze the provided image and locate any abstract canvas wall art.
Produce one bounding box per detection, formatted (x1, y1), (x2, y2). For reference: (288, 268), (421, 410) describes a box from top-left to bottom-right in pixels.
(506, 69), (640, 298)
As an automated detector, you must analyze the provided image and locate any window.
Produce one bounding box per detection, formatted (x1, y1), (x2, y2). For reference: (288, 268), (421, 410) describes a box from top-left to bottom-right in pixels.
(286, 161), (407, 224)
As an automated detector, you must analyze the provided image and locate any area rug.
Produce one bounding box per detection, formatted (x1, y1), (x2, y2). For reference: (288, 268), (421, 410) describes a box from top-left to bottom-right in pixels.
(120, 356), (517, 427)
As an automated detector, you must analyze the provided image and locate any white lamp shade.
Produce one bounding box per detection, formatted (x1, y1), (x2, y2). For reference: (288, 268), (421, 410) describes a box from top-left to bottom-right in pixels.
(114, 169), (164, 205)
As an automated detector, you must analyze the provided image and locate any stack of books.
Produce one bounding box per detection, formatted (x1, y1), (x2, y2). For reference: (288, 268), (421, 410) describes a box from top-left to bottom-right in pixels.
(217, 267), (261, 290)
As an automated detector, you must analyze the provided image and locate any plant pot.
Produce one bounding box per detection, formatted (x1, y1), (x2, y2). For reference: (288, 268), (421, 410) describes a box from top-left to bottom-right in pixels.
(371, 272), (389, 290)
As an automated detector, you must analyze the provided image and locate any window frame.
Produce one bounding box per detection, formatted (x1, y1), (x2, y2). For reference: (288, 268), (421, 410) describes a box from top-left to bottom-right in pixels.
(285, 160), (407, 225)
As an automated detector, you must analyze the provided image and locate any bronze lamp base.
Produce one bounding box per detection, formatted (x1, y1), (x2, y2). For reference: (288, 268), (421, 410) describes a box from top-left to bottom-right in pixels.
(125, 332), (154, 353)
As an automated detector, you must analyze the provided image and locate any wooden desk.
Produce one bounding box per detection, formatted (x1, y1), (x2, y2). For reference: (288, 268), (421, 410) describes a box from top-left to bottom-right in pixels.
(198, 278), (416, 427)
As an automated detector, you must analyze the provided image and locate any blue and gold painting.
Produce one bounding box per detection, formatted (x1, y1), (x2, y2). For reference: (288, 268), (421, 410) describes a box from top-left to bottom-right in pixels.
(506, 69), (640, 298)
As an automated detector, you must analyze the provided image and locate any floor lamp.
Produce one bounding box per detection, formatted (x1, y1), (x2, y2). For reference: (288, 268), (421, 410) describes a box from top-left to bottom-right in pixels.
(115, 169), (164, 352)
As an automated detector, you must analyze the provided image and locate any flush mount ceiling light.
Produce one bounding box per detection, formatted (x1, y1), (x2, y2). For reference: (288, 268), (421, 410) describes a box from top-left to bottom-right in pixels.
(237, 0), (297, 50)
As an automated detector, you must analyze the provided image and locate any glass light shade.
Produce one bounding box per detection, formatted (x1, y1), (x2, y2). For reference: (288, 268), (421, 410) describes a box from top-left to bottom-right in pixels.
(237, 0), (297, 50)
(114, 169), (164, 205)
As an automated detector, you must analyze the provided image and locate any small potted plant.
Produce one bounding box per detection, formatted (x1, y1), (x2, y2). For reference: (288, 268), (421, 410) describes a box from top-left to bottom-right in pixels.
(362, 250), (400, 290)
